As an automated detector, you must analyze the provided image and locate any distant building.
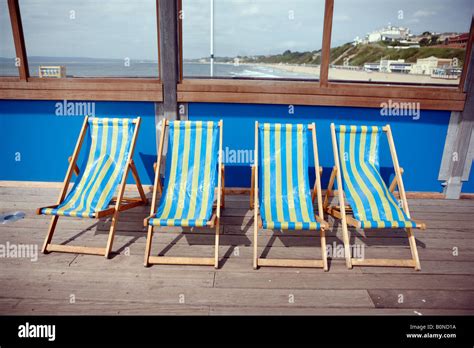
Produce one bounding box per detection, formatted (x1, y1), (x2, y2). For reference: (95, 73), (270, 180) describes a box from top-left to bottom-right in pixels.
(367, 25), (410, 43)
(445, 33), (469, 48)
(364, 62), (380, 72)
(379, 59), (411, 73)
(364, 59), (412, 73)
(410, 56), (454, 75)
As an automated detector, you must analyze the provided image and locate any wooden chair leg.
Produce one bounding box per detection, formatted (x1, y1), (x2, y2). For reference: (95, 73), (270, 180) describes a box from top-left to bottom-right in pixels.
(42, 215), (59, 253)
(341, 222), (353, 269)
(214, 218), (220, 269)
(324, 167), (336, 210)
(221, 166), (225, 209)
(144, 225), (154, 267)
(253, 213), (258, 269)
(320, 229), (328, 271)
(104, 210), (120, 258)
(407, 228), (421, 270)
(250, 166), (255, 209)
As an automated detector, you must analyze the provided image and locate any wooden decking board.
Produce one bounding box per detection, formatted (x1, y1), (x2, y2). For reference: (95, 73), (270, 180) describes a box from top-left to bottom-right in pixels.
(0, 186), (473, 314)
(368, 290), (474, 310)
(214, 272), (474, 290)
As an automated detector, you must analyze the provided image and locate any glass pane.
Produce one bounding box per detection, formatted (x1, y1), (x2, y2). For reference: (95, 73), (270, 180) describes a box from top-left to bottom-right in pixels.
(330, 0), (472, 86)
(0, 0), (19, 76)
(183, 0), (325, 79)
(19, 0), (158, 78)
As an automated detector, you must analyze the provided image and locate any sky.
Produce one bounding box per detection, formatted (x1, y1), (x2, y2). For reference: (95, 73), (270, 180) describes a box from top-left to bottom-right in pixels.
(1, 0), (473, 60)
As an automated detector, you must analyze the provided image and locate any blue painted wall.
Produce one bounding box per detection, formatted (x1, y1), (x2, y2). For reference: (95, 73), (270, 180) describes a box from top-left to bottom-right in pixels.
(0, 100), (157, 185)
(189, 103), (451, 192)
(1, 99), (469, 192)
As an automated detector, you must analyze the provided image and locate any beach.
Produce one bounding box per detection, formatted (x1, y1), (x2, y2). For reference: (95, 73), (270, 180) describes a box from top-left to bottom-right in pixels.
(258, 63), (460, 85)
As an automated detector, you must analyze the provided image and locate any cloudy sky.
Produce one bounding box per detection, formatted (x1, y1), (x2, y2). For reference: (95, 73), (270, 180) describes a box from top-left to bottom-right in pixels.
(1, 0), (473, 60)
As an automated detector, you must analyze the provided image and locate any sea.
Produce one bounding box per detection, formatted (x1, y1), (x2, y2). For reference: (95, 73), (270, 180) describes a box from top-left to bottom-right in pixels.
(0, 58), (318, 79)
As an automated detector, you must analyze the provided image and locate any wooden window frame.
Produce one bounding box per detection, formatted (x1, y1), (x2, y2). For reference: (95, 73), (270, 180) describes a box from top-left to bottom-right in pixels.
(1, 0), (471, 109)
(177, 0), (470, 111)
(0, 0), (163, 102)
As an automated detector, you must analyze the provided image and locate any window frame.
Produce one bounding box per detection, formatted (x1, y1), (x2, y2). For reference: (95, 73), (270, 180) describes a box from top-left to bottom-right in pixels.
(0, 0), (471, 110)
(177, 0), (471, 111)
(0, 0), (163, 102)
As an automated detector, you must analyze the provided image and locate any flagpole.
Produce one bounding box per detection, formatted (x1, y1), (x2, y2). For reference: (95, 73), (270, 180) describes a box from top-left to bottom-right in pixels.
(210, 0), (214, 77)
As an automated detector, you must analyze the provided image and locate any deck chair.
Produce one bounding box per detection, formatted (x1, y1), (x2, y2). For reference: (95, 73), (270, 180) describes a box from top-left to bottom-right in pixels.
(325, 123), (426, 270)
(144, 120), (224, 268)
(37, 116), (147, 258)
(250, 122), (329, 270)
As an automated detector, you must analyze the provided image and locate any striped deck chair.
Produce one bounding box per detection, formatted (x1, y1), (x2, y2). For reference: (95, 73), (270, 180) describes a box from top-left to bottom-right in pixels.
(37, 116), (147, 258)
(144, 120), (224, 268)
(250, 122), (329, 270)
(325, 123), (426, 270)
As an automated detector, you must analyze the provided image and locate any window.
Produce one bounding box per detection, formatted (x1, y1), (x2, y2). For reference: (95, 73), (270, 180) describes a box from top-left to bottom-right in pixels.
(19, 0), (159, 78)
(182, 0), (325, 79)
(0, 0), (19, 76)
(329, 0), (472, 86)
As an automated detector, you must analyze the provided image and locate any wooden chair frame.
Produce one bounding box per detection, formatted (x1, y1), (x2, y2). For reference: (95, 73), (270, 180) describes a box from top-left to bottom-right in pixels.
(38, 116), (148, 258)
(250, 122), (329, 270)
(325, 123), (426, 270)
(143, 119), (225, 269)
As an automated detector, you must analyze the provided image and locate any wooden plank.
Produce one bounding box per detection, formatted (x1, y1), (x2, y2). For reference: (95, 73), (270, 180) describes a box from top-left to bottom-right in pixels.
(5, 299), (209, 315)
(178, 91), (465, 111)
(45, 244), (106, 256)
(210, 306), (474, 315)
(368, 289), (474, 310)
(0, 88), (162, 102)
(0, 79), (162, 91)
(178, 79), (466, 101)
(148, 256), (215, 266)
(214, 272), (474, 290)
(7, 0), (28, 80)
(257, 258), (324, 268)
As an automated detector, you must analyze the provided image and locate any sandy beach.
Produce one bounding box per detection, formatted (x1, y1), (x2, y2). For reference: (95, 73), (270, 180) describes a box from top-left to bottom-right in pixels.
(258, 63), (460, 85)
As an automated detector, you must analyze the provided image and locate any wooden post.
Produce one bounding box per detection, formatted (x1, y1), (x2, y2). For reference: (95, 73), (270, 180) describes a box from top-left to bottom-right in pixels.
(319, 0), (334, 87)
(253, 121), (259, 269)
(444, 29), (474, 198)
(7, 0), (29, 80)
(158, 0), (179, 120)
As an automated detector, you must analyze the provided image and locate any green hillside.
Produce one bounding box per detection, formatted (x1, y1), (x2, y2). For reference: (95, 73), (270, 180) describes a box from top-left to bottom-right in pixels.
(233, 42), (465, 67)
(335, 43), (466, 67)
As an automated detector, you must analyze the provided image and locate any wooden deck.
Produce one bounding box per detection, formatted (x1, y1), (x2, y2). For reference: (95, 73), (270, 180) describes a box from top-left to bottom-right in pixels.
(1, 185), (473, 315)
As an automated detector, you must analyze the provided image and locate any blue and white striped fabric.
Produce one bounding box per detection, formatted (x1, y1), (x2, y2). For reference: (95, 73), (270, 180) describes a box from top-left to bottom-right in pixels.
(149, 121), (219, 227)
(258, 123), (321, 230)
(41, 118), (135, 218)
(335, 125), (416, 229)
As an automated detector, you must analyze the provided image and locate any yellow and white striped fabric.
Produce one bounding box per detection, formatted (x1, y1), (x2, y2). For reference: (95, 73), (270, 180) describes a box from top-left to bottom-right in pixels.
(149, 121), (220, 227)
(41, 118), (135, 218)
